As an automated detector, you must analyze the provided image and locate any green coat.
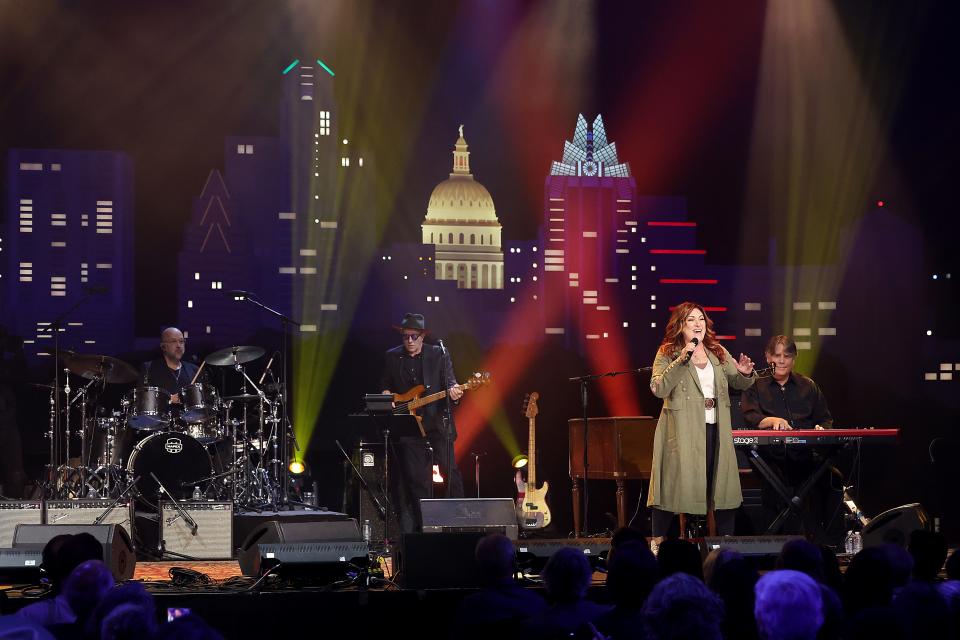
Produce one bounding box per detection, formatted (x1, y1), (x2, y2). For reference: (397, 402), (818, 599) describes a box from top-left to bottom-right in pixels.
(646, 346), (757, 514)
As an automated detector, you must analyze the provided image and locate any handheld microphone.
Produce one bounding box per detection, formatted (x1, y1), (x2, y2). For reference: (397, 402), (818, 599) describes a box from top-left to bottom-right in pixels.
(683, 337), (699, 362)
(438, 338), (446, 354)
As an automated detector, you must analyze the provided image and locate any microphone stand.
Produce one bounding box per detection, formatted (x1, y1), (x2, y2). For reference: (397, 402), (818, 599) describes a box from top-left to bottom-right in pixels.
(94, 476), (139, 531)
(232, 292), (300, 509)
(36, 291), (96, 499)
(335, 439), (386, 520)
(568, 365), (653, 537)
(150, 472), (198, 561)
(438, 339), (454, 498)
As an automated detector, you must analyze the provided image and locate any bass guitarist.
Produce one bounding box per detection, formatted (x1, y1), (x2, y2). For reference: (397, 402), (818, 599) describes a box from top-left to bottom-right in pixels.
(380, 312), (465, 533)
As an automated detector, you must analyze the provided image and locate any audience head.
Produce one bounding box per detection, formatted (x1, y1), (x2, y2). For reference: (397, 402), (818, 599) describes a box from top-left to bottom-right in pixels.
(754, 570), (823, 640)
(474, 533), (516, 585)
(101, 602), (159, 640)
(642, 572), (724, 640)
(39, 533), (73, 593)
(610, 526), (647, 552)
(775, 539), (824, 583)
(818, 544), (843, 592)
(542, 547), (593, 604)
(708, 550), (759, 640)
(62, 560), (114, 624)
(908, 529), (948, 582)
(843, 546), (894, 613)
(86, 581), (157, 640)
(892, 580), (952, 638)
(881, 543), (914, 589)
(0, 616), (55, 640)
(656, 538), (703, 581)
(605, 541), (658, 608)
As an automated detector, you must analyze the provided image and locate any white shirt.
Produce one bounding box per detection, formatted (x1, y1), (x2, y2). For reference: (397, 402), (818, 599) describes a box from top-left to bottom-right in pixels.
(695, 361), (717, 424)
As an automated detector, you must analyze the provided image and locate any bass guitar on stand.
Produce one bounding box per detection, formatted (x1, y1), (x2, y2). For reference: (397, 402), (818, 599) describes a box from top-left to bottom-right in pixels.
(514, 392), (551, 530)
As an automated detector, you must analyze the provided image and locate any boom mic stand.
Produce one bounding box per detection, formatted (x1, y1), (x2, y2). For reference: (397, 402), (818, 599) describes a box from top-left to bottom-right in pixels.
(230, 291), (300, 509)
(150, 472), (198, 561)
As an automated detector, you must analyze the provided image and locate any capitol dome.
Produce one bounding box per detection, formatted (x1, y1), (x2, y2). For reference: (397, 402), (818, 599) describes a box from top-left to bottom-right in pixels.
(421, 125), (504, 290)
(426, 176), (497, 221)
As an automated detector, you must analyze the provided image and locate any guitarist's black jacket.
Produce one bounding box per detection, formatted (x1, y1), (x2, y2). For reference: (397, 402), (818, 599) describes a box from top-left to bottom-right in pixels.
(380, 343), (458, 438)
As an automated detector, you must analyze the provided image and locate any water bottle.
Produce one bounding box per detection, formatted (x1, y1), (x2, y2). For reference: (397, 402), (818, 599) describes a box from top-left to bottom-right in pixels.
(362, 519), (372, 544)
(192, 486), (201, 501)
(844, 530), (855, 555)
(852, 530), (862, 555)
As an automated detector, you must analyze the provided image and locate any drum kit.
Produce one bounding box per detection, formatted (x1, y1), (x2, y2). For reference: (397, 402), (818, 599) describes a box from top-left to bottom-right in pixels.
(47, 344), (294, 512)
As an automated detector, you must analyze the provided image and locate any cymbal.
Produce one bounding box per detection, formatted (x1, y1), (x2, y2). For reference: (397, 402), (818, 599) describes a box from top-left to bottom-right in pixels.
(206, 345), (265, 366)
(61, 351), (138, 384)
(222, 393), (262, 402)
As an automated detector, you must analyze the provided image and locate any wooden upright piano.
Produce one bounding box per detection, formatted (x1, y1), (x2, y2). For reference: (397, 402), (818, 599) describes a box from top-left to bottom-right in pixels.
(568, 416), (656, 537)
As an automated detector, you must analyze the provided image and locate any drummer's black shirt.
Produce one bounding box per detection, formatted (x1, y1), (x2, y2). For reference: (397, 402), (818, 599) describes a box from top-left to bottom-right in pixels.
(140, 357), (202, 396)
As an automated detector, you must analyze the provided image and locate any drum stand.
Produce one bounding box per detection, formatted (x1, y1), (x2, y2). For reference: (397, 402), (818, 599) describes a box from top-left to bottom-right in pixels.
(229, 362), (277, 511)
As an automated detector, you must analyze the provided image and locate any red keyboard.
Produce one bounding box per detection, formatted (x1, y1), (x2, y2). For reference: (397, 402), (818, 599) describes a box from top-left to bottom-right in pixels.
(732, 428), (899, 446)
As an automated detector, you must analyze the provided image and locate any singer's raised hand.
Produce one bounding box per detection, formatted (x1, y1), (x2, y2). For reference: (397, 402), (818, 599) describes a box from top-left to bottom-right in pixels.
(736, 353), (755, 375)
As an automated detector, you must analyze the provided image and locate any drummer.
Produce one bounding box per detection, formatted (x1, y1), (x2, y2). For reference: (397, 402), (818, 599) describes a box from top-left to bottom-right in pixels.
(140, 327), (204, 408)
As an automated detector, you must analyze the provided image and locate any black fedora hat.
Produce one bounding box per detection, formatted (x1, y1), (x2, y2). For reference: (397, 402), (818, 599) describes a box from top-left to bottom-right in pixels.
(393, 312), (426, 333)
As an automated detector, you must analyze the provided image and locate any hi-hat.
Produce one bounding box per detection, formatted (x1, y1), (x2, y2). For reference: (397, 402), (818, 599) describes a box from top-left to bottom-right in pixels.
(61, 351), (138, 384)
(205, 345), (265, 366)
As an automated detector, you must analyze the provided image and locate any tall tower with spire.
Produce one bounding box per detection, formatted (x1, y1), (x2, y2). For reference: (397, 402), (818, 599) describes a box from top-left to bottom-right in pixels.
(422, 126), (504, 289)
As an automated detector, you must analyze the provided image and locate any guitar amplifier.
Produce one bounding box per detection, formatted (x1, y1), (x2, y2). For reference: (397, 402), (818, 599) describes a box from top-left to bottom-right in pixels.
(160, 501), (233, 559)
(45, 500), (133, 541)
(343, 443), (399, 545)
(0, 501), (43, 547)
(420, 498), (519, 540)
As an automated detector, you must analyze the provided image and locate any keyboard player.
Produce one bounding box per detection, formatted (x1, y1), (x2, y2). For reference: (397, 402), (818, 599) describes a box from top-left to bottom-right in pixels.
(740, 335), (839, 540)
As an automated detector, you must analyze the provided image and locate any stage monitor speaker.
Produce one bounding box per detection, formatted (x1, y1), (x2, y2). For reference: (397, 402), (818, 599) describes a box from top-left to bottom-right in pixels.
(45, 500), (132, 540)
(420, 498), (519, 540)
(398, 531), (486, 589)
(0, 548), (43, 582)
(237, 518), (363, 577)
(0, 501), (43, 547)
(862, 503), (931, 549)
(701, 536), (803, 570)
(515, 539), (611, 574)
(160, 501), (233, 559)
(13, 523), (136, 581)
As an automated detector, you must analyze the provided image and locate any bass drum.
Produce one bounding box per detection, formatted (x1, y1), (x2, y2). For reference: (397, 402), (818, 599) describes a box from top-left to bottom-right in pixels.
(126, 431), (212, 502)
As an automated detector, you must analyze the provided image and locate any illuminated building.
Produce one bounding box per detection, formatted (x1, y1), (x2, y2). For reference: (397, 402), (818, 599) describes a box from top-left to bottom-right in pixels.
(423, 126), (504, 289)
(1, 149), (134, 360)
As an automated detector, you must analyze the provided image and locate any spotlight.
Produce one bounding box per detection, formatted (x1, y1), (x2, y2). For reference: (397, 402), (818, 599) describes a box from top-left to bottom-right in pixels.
(288, 460), (306, 475)
(512, 454), (528, 469)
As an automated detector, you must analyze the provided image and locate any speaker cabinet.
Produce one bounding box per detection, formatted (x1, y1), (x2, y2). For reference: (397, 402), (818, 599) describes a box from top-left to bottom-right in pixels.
(420, 498), (519, 540)
(45, 500), (132, 541)
(13, 523), (136, 581)
(0, 500), (43, 547)
(343, 443), (398, 546)
(160, 501), (233, 559)
(237, 518), (363, 577)
(862, 503), (931, 548)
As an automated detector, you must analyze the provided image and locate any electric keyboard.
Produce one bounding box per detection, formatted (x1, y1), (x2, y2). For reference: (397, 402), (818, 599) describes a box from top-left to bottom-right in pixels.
(732, 428), (899, 446)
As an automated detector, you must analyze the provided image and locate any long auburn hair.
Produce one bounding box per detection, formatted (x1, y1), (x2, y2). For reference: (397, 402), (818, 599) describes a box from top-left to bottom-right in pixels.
(658, 301), (726, 363)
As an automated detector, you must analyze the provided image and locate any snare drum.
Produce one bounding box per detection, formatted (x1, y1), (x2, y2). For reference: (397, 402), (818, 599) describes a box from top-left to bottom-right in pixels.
(181, 383), (219, 423)
(124, 386), (170, 430)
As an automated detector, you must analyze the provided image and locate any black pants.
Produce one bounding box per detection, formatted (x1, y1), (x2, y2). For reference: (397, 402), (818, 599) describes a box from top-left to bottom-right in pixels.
(391, 430), (464, 533)
(652, 422), (736, 537)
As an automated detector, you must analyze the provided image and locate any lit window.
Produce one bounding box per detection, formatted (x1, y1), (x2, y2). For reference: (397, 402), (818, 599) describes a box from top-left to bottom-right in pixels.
(650, 265), (656, 272)
(342, 138), (348, 145)
(650, 304), (656, 310)
(631, 265), (637, 271)
(623, 322), (629, 328)
(245, 144), (254, 154)
(651, 322), (657, 328)
(194, 272), (200, 280)
(427, 296), (433, 302)
(206, 325), (211, 334)
(651, 295), (656, 301)
(359, 157), (364, 167)
(187, 300), (194, 308)
(341, 157), (350, 167)
(237, 144), (245, 154)
(632, 285), (637, 290)
(510, 297), (516, 303)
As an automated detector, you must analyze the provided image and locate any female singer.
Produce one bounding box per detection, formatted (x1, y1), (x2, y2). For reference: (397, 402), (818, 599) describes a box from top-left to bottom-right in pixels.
(647, 302), (756, 542)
